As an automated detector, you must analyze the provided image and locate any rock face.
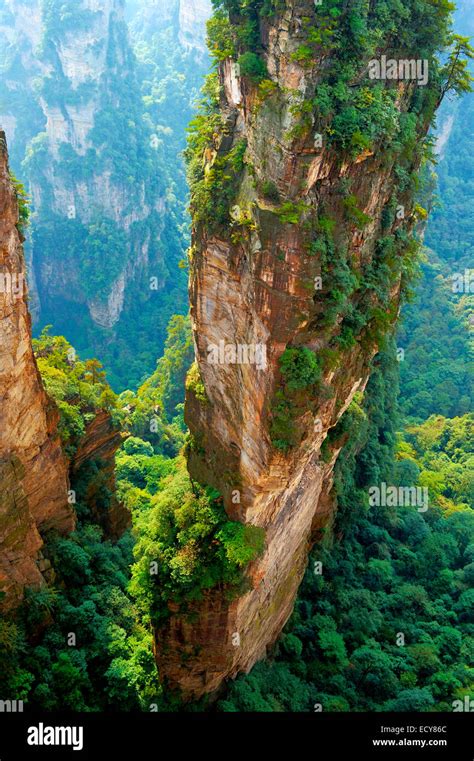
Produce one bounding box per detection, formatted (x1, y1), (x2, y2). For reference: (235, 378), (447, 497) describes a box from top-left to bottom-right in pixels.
(154, 2), (440, 697)
(72, 410), (130, 538)
(0, 0), (185, 388)
(127, 0), (211, 52)
(178, 0), (212, 52)
(0, 0), (160, 328)
(0, 131), (73, 611)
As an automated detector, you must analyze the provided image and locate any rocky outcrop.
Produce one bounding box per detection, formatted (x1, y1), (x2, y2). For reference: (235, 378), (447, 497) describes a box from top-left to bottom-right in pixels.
(0, 0), (181, 388)
(0, 0), (158, 326)
(72, 410), (130, 538)
(0, 131), (73, 611)
(153, 1), (443, 697)
(0, 129), (130, 608)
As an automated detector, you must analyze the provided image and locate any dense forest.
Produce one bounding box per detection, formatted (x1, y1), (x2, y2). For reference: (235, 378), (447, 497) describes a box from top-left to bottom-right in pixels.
(0, 0), (472, 717)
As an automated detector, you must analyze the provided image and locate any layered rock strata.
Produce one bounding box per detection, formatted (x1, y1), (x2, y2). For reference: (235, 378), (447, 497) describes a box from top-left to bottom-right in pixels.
(154, 1), (441, 697)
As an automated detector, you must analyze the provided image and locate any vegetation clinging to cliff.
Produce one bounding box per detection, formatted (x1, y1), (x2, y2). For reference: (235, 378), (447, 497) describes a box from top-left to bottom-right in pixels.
(33, 328), (118, 456)
(270, 348), (322, 452)
(8, 171), (29, 235)
(129, 459), (265, 626)
(185, 67), (248, 232)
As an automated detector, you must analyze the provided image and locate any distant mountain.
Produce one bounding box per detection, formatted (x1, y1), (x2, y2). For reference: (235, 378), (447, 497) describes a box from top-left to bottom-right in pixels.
(0, 0), (210, 390)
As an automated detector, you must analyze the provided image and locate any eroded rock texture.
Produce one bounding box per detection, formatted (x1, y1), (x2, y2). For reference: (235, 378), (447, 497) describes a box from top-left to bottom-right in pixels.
(154, 1), (437, 698)
(0, 0), (177, 334)
(0, 131), (73, 610)
(72, 409), (130, 538)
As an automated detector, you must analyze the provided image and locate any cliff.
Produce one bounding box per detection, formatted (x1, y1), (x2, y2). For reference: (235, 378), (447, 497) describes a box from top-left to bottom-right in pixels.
(153, 0), (450, 697)
(178, 0), (212, 52)
(127, 0), (211, 52)
(0, 130), (73, 610)
(72, 410), (130, 538)
(0, 127), (130, 610)
(0, 0), (187, 389)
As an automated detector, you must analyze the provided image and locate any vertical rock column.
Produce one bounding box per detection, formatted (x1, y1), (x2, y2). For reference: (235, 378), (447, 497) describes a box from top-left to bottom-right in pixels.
(0, 131), (73, 610)
(152, 0), (443, 698)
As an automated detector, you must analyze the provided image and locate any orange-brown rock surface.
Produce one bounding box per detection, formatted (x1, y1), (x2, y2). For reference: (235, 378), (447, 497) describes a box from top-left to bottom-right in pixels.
(0, 130), (73, 610)
(153, 2), (435, 698)
(72, 410), (130, 538)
